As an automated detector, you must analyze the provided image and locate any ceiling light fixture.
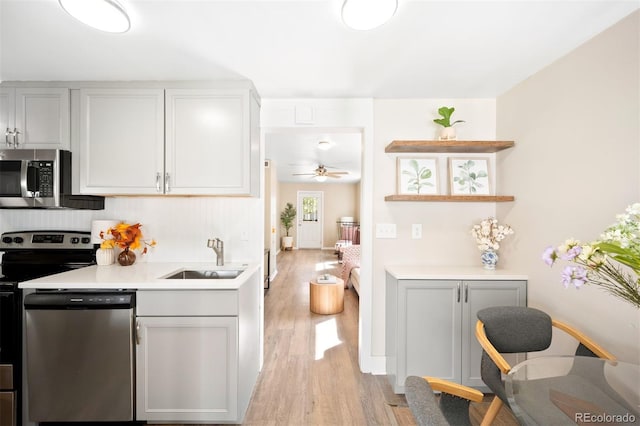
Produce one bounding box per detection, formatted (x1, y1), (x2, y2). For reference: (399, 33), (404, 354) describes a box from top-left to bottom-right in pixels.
(59, 0), (131, 33)
(341, 0), (397, 31)
(317, 140), (332, 151)
(314, 175), (328, 183)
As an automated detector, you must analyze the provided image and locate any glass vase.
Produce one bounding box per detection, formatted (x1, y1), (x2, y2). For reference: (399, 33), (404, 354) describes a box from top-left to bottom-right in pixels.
(117, 248), (136, 266)
(481, 249), (498, 270)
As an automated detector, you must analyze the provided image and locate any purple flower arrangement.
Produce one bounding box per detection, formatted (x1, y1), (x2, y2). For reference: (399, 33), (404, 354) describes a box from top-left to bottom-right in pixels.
(543, 203), (640, 308)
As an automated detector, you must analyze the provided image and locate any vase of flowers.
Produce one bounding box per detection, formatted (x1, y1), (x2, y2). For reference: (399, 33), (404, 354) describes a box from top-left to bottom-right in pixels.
(100, 222), (156, 267)
(543, 203), (640, 309)
(471, 217), (514, 269)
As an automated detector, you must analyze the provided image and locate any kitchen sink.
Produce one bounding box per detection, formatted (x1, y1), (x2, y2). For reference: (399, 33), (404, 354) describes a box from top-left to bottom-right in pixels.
(164, 269), (244, 280)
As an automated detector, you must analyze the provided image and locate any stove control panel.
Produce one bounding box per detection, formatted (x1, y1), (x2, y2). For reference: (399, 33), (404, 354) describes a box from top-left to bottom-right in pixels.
(0, 231), (94, 250)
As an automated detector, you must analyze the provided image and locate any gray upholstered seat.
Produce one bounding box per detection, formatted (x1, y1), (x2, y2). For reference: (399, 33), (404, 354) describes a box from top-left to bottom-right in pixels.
(475, 306), (615, 425)
(404, 376), (482, 426)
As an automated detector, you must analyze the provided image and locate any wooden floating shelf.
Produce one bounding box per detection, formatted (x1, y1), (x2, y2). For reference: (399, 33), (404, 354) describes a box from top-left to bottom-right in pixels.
(384, 195), (515, 202)
(385, 140), (515, 153)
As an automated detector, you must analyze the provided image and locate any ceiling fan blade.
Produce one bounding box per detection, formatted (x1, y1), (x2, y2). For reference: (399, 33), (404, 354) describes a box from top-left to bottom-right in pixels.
(327, 171), (349, 175)
(292, 173), (316, 176)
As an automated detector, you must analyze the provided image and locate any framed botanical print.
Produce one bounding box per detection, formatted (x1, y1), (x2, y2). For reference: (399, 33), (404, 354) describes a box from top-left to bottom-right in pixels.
(396, 157), (439, 195)
(449, 157), (491, 195)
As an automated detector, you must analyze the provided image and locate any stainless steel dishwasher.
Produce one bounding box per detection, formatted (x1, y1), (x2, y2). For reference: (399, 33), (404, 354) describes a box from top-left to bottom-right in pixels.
(24, 291), (135, 422)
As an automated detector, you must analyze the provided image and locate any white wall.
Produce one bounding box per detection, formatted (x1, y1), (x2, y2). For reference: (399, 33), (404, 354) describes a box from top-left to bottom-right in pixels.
(372, 99), (498, 358)
(497, 11), (640, 362)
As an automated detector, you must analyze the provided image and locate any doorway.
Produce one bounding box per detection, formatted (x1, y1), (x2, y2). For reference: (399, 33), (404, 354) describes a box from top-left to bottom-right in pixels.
(297, 191), (323, 249)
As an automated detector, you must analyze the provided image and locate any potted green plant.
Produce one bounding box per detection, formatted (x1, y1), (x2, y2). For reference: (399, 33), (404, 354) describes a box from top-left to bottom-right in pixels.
(280, 202), (297, 250)
(433, 106), (465, 140)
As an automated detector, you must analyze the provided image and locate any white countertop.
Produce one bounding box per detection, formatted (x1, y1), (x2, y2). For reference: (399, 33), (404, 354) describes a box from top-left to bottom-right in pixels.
(18, 262), (260, 290)
(385, 265), (528, 280)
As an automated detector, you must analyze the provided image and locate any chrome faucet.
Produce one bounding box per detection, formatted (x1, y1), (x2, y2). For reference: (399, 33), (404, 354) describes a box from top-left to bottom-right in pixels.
(207, 238), (224, 266)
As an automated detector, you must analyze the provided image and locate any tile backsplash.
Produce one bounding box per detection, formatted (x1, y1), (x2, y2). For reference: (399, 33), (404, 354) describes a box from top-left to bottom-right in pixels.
(0, 196), (263, 263)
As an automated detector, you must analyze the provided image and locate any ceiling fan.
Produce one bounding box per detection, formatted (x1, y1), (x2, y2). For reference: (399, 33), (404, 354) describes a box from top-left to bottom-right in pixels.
(292, 164), (349, 181)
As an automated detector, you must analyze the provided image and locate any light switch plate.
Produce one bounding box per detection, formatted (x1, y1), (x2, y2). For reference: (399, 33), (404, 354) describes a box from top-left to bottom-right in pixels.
(376, 223), (397, 239)
(412, 224), (422, 239)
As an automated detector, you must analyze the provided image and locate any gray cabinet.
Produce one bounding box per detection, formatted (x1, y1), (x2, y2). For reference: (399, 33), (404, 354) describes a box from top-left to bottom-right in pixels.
(386, 272), (526, 393)
(0, 87), (70, 149)
(78, 83), (260, 196)
(135, 269), (261, 423)
(136, 315), (239, 422)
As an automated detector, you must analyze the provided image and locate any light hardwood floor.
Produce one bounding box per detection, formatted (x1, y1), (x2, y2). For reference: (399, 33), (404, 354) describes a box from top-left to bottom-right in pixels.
(155, 248), (519, 425)
(244, 249), (519, 426)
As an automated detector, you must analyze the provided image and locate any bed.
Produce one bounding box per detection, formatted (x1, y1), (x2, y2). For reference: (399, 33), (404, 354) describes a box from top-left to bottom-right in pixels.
(340, 245), (360, 295)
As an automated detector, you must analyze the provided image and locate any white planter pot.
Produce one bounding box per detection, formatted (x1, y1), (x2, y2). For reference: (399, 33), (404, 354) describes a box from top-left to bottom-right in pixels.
(439, 127), (457, 140)
(282, 236), (293, 250)
(96, 248), (115, 265)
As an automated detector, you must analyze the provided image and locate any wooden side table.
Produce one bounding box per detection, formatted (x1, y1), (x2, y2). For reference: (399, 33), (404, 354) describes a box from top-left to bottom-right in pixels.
(309, 278), (344, 314)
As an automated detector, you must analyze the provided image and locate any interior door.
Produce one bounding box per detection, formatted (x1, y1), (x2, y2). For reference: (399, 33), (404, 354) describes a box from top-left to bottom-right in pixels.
(297, 191), (323, 249)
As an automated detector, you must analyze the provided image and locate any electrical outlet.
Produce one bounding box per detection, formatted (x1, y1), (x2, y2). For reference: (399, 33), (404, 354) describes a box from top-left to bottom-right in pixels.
(412, 224), (422, 239)
(376, 223), (397, 239)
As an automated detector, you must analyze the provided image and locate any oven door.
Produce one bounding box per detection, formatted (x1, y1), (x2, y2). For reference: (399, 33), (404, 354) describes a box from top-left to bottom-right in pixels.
(0, 287), (18, 426)
(0, 288), (18, 364)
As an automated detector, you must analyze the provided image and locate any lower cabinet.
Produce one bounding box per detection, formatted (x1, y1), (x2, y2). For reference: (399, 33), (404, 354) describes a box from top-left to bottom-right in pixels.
(135, 316), (239, 422)
(386, 273), (527, 393)
(135, 270), (260, 423)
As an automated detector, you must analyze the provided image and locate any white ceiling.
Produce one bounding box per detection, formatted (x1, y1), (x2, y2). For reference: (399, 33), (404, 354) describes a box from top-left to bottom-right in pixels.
(265, 129), (362, 183)
(1, 0), (637, 183)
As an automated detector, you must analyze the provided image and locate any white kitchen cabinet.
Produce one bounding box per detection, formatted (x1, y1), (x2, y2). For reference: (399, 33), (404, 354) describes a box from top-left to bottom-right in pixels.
(135, 269), (260, 424)
(385, 268), (527, 393)
(0, 87), (70, 149)
(165, 89), (259, 195)
(136, 316), (239, 422)
(78, 88), (165, 194)
(79, 85), (260, 196)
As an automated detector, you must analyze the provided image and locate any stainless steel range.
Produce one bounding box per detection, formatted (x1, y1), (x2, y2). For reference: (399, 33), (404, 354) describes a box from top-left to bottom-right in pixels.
(0, 230), (102, 425)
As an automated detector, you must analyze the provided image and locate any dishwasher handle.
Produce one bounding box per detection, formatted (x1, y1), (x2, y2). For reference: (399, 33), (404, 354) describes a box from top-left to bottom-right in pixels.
(24, 292), (135, 309)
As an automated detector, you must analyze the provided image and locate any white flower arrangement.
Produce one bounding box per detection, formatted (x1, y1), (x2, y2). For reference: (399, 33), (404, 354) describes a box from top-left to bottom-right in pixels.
(471, 217), (514, 251)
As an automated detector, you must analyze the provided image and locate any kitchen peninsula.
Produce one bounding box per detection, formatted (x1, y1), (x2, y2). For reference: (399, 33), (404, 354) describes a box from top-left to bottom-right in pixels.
(20, 262), (261, 424)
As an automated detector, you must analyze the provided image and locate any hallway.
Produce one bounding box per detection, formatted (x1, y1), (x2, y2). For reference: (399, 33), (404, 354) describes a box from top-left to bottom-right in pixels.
(243, 249), (413, 425)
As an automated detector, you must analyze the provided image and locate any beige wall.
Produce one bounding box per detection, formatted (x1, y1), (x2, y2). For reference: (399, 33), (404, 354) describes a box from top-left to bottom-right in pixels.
(278, 182), (360, 249)
(372, 99), (498, 356)
(497, 11), (640, 362)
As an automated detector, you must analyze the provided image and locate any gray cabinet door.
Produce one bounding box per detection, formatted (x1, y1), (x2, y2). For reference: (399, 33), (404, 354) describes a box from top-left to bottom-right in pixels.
(461, 280), (527, 388)
(399, 280), (462, 387)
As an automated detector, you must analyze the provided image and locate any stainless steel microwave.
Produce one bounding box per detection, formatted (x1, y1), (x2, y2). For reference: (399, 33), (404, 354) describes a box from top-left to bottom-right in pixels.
(0, 149), (104, 209)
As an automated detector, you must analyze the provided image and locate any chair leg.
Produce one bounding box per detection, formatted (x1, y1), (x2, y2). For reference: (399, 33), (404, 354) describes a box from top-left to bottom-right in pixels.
(480, 396), (503, 426)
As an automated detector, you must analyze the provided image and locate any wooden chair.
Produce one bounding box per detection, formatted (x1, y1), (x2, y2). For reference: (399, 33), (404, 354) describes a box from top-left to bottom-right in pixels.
(405, 376), (483, 425)
(475, 306), (615, 426)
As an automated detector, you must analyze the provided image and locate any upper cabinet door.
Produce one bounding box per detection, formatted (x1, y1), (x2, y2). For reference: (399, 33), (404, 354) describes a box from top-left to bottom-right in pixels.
(165, 89), (253, 195)
(0, 88), (15, 148)
(0, 87), (70, 149)
(79, 88), (165, 195)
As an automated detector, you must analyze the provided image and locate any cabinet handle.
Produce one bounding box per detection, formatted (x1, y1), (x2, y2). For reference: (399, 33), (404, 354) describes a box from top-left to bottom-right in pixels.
(165, 173), (170, 193)
(5, 128), (11, 146)
(13, 128), (20, 147)
(457, 282), (461, 303)
(155, 172), (161, 192)
(135, 320), (141, 345)
(464, 283), (469, 303)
